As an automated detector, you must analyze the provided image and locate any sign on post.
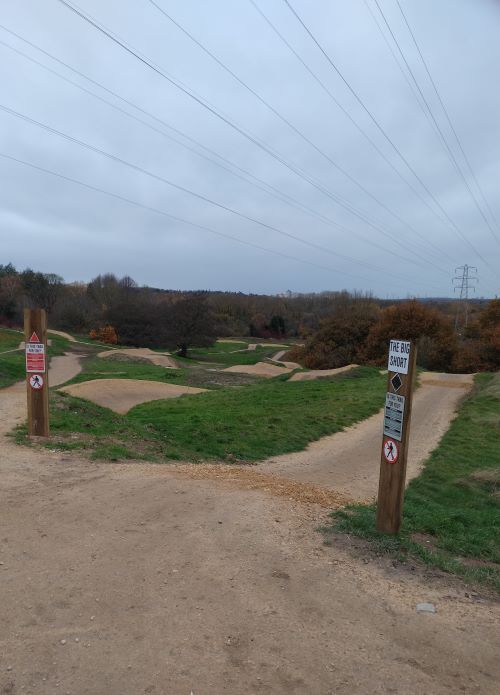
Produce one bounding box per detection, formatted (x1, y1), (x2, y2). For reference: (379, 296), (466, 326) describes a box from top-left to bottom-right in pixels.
(24, 308), (50, 437)
(376, 339), (416, 534)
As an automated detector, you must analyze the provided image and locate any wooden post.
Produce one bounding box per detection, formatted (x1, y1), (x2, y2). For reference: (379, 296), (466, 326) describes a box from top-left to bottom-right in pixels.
(24, 308), (50, 437)
(376, 339), (417, 534)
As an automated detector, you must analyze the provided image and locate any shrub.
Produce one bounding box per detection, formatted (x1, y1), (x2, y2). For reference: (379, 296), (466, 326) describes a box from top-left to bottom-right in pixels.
(89, 325), (118, 344)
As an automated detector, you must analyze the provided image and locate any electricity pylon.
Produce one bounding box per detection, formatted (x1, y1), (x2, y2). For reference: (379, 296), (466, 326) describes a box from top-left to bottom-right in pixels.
(453, 265), (478, 332)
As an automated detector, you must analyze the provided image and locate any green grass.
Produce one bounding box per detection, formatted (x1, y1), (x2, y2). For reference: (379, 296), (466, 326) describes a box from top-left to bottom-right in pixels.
(66, 354), (190, 386)
(63, 354), (263, 390)
(326, 373), (500, 591)
(184, 338), (292, 367)
(12, 391), (164, 461)
(14, 366), (385, 463)
(129, 366), (385, 461)
(188, 345), (283, 366)
(0, 327), (23, 351)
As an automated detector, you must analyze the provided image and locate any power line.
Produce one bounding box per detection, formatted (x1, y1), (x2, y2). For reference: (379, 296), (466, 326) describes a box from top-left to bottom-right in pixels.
(0, 101), (437, 284)
(361, 0), (446, 148)
(53, 0), (450, 274)
(147, 0), (444, 263)
(395, 0), (500, 248)
(0, 31), (447, 273)
(0, 151), (368, 282)
(282, 0), (494, 273)
(373, 0), (500, 251)
(248, 0), (453, 264)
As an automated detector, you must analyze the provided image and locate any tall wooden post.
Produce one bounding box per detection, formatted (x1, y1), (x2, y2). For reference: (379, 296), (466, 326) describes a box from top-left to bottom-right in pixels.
(376, 339), (417, 534)
(24, 308), (50, 437)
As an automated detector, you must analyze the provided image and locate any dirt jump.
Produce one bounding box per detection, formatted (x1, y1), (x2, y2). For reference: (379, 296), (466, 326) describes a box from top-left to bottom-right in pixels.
(60, 379), (206, 414)
(97, 348), (181, 368)
(223, 361), (293, 378)
(0, 356), (498, 694)
(289, 364), (357, 381)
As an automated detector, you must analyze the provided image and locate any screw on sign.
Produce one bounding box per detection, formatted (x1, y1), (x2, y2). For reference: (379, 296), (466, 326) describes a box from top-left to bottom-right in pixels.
(29, 374), (44, 390)
(383, 438), (399, 464)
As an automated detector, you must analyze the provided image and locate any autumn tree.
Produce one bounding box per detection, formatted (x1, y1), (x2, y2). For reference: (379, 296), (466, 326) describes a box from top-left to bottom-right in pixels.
(289, 300), (380, 369)
(363, 300), (457, 371)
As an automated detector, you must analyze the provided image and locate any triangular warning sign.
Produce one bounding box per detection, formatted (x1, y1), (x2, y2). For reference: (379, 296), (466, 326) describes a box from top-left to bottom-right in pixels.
(29, 332), (40, 343)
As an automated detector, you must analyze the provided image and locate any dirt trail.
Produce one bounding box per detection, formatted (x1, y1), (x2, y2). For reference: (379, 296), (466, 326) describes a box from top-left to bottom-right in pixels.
(1, 359), (498, 694)
(97, 348), (180, 369)
(223, 361), (293, 378)
(61, 378), (207, 414)
(289, 364), (357, 381)
(259, 372), (474, 500)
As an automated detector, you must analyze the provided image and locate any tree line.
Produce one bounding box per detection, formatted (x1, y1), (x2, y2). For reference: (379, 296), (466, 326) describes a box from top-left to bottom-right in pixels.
(0, 263), (497, 369)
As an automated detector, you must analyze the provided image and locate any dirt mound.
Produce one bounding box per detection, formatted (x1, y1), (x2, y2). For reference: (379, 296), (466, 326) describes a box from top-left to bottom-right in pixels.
(289, 364), (357, 381)
(97, 348), (180, 369)
(60, 378), (206, 414)
(223, 362), (293, 378)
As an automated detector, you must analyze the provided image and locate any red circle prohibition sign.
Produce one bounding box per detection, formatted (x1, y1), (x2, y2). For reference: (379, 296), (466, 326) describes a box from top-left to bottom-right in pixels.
(383, 438), (399, 464)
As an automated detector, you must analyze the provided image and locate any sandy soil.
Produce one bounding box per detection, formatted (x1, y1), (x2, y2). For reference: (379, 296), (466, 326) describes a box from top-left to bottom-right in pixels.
(259, 372), (475, 500)
(289, 364), (358, 381)
(0, 358), (498, 694)
(97, 348), (180, 369)
(223, 362), (293, 378)
(60, 378), (206, 414)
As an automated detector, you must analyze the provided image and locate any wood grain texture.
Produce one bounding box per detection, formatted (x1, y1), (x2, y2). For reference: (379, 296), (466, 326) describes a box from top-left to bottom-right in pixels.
(376, 343), (417, 534)
(24, 308), (50, 437)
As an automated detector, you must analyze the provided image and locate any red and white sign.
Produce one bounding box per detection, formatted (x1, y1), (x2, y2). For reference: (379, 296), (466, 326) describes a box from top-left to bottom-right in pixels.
(29, 374), (44, 390)
(383, 439), (399, 464)
(26, 337), (46, 373)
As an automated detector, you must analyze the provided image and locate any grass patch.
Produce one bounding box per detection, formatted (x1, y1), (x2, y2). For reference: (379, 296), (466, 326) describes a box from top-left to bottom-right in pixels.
(188, 341), (289, 367)
(12, 391), (168, 461)
(64, 354), (265, 390)
(326, 373), (500, 591)
(14, 366), (385, 463)
(129, 366), (385, 461)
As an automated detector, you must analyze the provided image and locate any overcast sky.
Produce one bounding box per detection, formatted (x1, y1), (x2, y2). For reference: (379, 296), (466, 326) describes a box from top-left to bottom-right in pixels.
(1, 0), (499, 297)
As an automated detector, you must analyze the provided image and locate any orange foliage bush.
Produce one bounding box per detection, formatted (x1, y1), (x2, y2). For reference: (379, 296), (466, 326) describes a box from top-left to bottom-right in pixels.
(362, 300), (458, 371)
(89, 325), (118, 344)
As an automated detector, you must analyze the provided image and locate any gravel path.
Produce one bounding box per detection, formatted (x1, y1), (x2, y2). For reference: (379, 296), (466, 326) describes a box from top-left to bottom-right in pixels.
(1, 359), (498, 694)
(259, 372), (475, 500)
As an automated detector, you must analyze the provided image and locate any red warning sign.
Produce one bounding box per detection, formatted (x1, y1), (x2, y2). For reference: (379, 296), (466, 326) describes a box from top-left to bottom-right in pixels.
(383, 438), (399, 464)
(26, 338), (46, 373)
(29, 332), (40, 343)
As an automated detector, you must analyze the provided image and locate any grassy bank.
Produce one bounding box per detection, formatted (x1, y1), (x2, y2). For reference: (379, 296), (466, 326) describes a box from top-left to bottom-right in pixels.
(128, 367), (384, 460)
(327, 373), (500, 591)
(14, 366), (385, 463)
(188, 339), (290, 366)
(64, 354), (264, 389)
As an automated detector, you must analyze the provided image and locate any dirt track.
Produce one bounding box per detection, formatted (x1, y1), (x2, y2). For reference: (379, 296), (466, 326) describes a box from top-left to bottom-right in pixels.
(259, 372), (475, 500)
(0, 358), (498, 694)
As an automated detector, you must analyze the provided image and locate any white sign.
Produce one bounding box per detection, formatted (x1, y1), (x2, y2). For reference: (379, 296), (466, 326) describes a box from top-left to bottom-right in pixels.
(387, 339), (411, 375)
(383, 392), (405, 441)
(29, 374), (44, 390)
